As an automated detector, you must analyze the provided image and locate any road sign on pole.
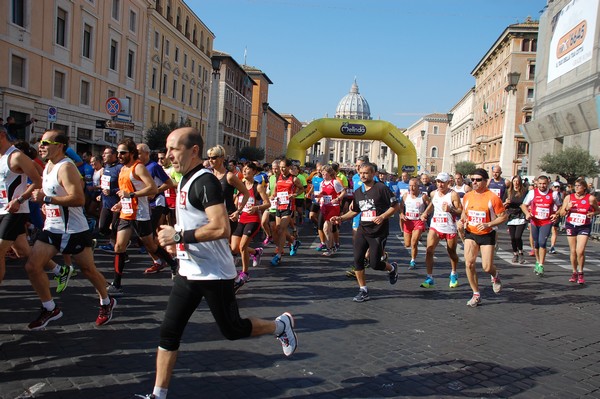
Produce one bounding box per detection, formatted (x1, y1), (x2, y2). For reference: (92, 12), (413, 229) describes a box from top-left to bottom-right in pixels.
(48, 107), (57, 122)
(105, 97), (122, 116)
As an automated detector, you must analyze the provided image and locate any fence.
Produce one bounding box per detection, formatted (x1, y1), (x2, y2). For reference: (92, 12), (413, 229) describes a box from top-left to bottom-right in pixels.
(592, 216), (600, 239)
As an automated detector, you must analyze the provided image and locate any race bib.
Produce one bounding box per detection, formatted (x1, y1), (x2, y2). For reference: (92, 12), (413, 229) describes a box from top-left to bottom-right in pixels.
(269, 198), (277, 210)
(121, 197), (134, 215)
(406, 206), (420, 220)
(490, 188), (501, 197)
(164, 189), (171, 198)
(243, 196), (255, 212)
(467, 210), (486, 226)
(432, 215), (449, 224)
(535, 207), (550, 220)
(399, 189), (409, 196)
(277, 191), (289, 205)
(100, 175), (111, 190)
(176, 243), (190, 260)
(361, 210), (377, 222)
(567, 212), (586, 226)
(322, 195), (332, 205)
(45, 204), (65, 231)
(0, 182), (8, 205)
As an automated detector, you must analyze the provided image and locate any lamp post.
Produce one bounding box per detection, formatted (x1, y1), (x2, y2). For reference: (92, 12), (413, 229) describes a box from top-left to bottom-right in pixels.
(207, 57), (221, 150)
(260, 101), (269, 162)
(420, 129), (427, 174)
(499, 71), (521, 175)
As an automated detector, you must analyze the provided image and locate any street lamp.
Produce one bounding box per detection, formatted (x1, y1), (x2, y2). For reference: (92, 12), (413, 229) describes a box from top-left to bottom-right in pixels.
(260, 102), (269, 162)
(447, 113), (454, 125)
(420, 129), (426, 174)
(207, 57), (222, 150)
(505, 72), (520, 93)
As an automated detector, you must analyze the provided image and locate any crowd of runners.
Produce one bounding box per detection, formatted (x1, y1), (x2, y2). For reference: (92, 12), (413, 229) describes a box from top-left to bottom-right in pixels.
(2, 124), (599, 399)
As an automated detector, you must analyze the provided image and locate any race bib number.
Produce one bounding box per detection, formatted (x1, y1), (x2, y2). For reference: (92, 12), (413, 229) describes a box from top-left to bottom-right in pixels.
(176, 243), (190, 260)
(277, 191), (289, 205)
(121, 197), (134, 215)
(361, 210), (377, 222)
(45, 204), (65, 230)
(406, 206), (420, 220)
(100, 175), (111, 190)
(243, 196), (255, 212)
(0, 182), (8, 205)
(467, 210), (486, 226)
(535, 207), (550, 220)
(164, 189), (171, 198)
(490, 188), (501, 197)
(432, 214), (449, 225)
(567, 212), (586, 226)
(269, 198), (277, 210)
(322, 195), (332, 205)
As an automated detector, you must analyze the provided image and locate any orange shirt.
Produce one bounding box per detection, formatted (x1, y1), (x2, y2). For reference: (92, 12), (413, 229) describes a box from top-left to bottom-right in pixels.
(463, 189), (505, 235)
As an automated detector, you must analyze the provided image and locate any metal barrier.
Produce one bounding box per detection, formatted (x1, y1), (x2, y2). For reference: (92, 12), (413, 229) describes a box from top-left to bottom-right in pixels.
(592, 216), (600, 239)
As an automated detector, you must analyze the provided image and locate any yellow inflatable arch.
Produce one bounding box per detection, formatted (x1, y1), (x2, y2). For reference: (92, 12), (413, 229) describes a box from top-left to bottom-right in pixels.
(286, 118), (418, 176)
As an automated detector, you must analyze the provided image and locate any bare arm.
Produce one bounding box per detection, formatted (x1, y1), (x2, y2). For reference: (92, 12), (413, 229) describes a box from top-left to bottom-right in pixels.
(31, 162), (85, 207)
(118, 163), (158, 198)
(158, 202), (230, 246)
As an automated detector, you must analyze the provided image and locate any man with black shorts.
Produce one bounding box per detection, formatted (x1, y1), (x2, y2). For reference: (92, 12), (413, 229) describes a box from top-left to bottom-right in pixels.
(0, 126), (42, 283)
(331, 162), (399, 302)
(24, 130), (115, 329)
(136, 127), (297, 399)
(461, 168), (507, 307)
(98, 147), (122, 251)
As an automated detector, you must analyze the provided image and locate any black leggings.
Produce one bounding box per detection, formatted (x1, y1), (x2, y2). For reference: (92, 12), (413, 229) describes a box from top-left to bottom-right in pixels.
(508, 224), (527, 253)
(159, 276), (253, 351)
(353, 233), (387, 271)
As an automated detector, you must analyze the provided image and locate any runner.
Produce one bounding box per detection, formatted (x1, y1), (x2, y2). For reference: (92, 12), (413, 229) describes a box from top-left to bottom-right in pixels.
(400, 178), (430, 269)
(504, 175), (528, 264)
(315, 165), (345, 256)
(452, 172), (471, 249)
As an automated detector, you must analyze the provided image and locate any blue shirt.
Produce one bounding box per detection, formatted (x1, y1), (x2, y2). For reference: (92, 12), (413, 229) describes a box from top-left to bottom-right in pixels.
(100, 162), (123, 208)
(146, 161), (170, 207)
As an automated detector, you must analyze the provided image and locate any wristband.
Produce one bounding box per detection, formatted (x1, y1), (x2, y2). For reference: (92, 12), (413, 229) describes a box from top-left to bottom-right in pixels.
(43, 196), (52, 205)
(183, 229), (198, 243)
(17, 196), (26, 204)
(129, 192), (136, 198)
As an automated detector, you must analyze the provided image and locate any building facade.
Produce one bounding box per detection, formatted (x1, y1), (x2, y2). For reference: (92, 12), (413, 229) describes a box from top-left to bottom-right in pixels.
(470, 18), (538, 176)
(2, 0), (150, 152)
(443, 88), (475, 174)
(521, 0), (600, 183)
(280, 113), (302, 150)
(405, 113), (451, 176)
(243, 65), (272, 153)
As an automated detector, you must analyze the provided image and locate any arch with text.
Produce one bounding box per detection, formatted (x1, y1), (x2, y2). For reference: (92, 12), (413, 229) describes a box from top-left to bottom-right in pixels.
(286, 118), (417, 176)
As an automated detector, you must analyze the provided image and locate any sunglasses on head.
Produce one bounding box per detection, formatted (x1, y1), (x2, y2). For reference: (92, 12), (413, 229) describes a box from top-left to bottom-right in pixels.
(472, 177), (484, 182)
(117, 150), (129, 155)
(39, 140), (62, 146)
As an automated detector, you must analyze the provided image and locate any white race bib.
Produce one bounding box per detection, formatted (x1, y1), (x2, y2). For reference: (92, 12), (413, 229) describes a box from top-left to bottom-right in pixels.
(277, 191), (289, 205)
(467, 210), (486, 226)
(0, 182), (8, 205)
(535, 207), (550, 220)
(121, 197), (134, 215)
(361, 210), (376, 222)
(567, 212), (586, 226)
(490, 188), (501, 197)
(176, 242), (190, 260)
(405, 206), (420, 220)
(321, 195), (332, 205)
(100, 175), (111, 190)
(45, 204), (66, 231)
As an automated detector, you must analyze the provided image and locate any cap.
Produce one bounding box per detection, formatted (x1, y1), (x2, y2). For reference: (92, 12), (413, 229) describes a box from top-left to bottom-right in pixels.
(435, 172), (450, 182)
(552, 181), (561, 187)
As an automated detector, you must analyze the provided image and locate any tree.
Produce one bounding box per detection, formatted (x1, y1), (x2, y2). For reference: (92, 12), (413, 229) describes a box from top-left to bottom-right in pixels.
(538, 146), (600, 185)
(144, 120), (190, 150)
(237, 146), (264, 162)
(455, 161), (477, 177)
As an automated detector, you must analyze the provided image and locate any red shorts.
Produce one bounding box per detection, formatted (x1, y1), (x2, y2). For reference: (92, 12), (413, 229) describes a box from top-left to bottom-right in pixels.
(430, 227), (457, 240)
(321, 205), (340, 222)
(403, 219), (425, 234)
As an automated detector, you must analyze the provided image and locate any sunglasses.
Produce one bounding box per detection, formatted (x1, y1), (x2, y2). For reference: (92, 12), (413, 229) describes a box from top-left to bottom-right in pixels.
(158, 157), (165, 160)
(472, 178), (484, 182)
(117, 150), (129, 155)
(39, 140), (62, 146)
(208, 156), (221, 160)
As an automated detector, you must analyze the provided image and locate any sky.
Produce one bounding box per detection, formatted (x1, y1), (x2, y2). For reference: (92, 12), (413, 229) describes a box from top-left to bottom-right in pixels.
(189, 0), (547, 129)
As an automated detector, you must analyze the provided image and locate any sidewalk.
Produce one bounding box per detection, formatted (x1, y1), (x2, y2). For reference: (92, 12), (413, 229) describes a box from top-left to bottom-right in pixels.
(1, 222), (600, 398)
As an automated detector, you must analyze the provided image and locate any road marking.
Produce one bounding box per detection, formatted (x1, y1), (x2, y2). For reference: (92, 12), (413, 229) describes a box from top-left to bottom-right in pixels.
(15, 383), (45, 399)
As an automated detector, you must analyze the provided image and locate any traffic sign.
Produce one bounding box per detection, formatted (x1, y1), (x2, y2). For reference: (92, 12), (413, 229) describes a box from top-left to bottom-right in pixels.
(106, 120), (135, 130)
(115, 113), (132, 122)
(108, 129), (118, 137)
(48, 107), (57, 122)
(105, 97), (122, 116)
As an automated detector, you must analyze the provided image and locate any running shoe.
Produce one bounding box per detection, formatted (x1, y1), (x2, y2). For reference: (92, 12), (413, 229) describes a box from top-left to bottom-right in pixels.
(353, 289), (370, 302)
(449, 273), (458, 288)
(420, 276), (434, 288)
(144, 262), (165, 274)
(315, 243), (327, 251)
(569, 272), (578, 283)
(389, 262), (398, 285)
(133, 395), (156, 399)
(275, 312), (297, 357)
(518, 254), (526, 264)
(334, 243), (340, 252)
(54, 264), (74, 294)
(512, 254), (519, 264)
(537, 263), (545, 277)
(466, 294), (481, 308)
(28, 306), (63, 330)
(107, 283), (124, 297)
(408, 260), (416, 270)
(238, 271), (250, 283)
(491, 275), (502, 293)
(534, 262), (541, 275)
(263, 236), (272, 246)
(345, 266), (356, 278)
(271, 253), (281, 266)
(322, 249), (334, 257)
(577, 273), (585, 285)
(252, 248), (263, 267)
(290, 240), (301, 256)
(549, 247), (557, 254)
(233, 278), (245, 294)
(528, 249), (535, 256)
(99, 243), (115, 253)
(96, 297), (117, 326)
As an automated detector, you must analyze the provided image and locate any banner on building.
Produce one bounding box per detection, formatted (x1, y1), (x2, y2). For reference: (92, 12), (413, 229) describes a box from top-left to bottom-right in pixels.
(548, 0), (598, 83)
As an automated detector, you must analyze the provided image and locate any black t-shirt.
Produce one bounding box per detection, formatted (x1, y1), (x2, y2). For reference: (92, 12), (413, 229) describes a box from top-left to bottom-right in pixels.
(352, 181), (398, 237)
(180, 165), (224, 211)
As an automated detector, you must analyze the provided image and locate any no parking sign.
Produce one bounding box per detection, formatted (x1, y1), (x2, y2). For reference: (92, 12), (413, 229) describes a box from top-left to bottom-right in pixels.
(105, 97), (121, 116)
(48, 107), (57, 122)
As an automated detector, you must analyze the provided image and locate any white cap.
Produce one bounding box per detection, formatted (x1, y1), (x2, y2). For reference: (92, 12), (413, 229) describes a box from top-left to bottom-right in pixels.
(435, 172), (450, 182)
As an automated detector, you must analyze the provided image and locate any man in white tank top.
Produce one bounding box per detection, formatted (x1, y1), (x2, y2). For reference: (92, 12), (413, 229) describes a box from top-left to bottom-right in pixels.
(452, 172), (472, 248)
(137, 127), (297, 399)
(421, 172), (463, 290)
(0, 126), (42, 284)
(24, 129), (115, 330)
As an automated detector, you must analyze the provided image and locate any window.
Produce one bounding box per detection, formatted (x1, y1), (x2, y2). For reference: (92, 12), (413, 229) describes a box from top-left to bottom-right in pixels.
(517, 141), (528, 156)
(527, 88), (534, 100)
(151, 68), (157, 90)
(184, 54), (187, 68)
(56, 8), (67, 46)
(528, 64), (536, 80)
(191, 60), (195, 73)
(433, 126), (439, 135)
(125, 96), (132, 114)
(109, 40), (118, 70)
(108, 89), (115, 98)
(127, 50), (135, 78)
(189, 88), (193, 106)
(162, 74), (167, 94)
(78, 128), (92, 140)
(112, 0), (120, 20)
(129, 10), (137, 32)
(150, 106), (155, 123)
(431, 147), (438, 157)
(12, 0), (25, 27)
(154, 31), (160, 49)
(80, 80), (90, 105)
(175, 47), (179, 62)
(83, 24), (92, 58)
(172, 79), (177, 98)
(165, 40), (170, 56)
(11, 55), (25, 87)
(54, 71), (65, 98)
